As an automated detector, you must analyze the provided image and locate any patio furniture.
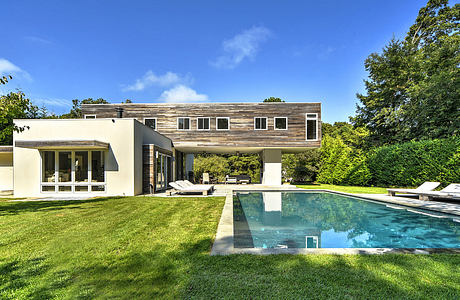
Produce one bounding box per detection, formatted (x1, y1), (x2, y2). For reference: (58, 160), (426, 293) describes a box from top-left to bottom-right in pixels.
(236, 174), (251, 184)
(387, 182), (440, 197)
(180, 180), (214, 191)
(202, 173), (210, 184)
(413, 183), (460, 201)
(168, 181), (213, 196)
(225, 175), (238, 184)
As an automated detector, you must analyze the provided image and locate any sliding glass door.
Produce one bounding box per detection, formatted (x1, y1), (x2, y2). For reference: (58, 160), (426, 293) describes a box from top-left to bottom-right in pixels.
(155, 152), (172, 192)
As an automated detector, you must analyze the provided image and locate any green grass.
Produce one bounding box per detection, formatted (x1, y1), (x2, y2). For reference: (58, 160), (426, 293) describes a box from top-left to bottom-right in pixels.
(296, 183), (388, 194)
(1, 196), (459, 299)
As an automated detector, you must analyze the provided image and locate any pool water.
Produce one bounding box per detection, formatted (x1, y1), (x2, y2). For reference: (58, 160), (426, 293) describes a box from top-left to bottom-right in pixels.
(233, 192), (460, 249)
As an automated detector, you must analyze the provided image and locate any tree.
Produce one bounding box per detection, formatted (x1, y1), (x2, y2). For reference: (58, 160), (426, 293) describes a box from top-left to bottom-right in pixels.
(351, 0), (459, 145)
(263, 97), (285, 102)
(0, 75), (13, 85)
(0, 91), (47, 145)
(60, 98), (109, 118)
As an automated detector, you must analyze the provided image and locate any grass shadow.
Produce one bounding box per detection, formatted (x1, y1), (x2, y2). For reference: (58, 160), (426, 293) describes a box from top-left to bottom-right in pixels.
(0, 197), (114, 216)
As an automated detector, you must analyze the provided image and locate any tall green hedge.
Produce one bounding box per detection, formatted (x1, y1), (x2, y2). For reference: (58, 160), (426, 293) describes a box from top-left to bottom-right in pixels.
(367, 137), (460, 187)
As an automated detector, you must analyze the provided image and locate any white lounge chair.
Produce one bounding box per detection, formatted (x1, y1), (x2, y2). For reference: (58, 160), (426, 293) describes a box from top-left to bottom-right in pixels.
(387, 182), (440, 197)
(178, 180), (214, 191)
(168, 181), (213, 196)
(414, 183), (460, 201)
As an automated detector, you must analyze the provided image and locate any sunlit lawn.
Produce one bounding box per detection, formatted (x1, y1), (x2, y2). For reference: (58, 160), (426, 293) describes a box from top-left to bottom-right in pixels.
(0, 196), (459, 299)
(296, 183), (388, 194)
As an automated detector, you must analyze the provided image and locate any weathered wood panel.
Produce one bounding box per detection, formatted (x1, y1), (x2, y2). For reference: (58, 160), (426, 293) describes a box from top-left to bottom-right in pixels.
(82, 103), (321, 148)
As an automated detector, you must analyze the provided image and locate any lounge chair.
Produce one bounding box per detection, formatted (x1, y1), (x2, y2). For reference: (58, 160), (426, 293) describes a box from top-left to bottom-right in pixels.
(387, 182), (440, 196)
(168, 181), (214, 196)
(179, 180), (214, 191)
(414, 183), (460, 201)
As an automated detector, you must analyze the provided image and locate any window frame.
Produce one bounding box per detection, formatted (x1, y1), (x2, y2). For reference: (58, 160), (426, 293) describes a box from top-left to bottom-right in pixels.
(196, 117), (210, 131)
(40, 150), (106, 194)
(177, 117), (191, 130)
(143, 117), (157, 131)
(216, 117), (230, 131)
(306, 113), (319, 141)
(84, 115), (96, 119)
(254, 117), (268, 130)
(274, 117), (288, 130)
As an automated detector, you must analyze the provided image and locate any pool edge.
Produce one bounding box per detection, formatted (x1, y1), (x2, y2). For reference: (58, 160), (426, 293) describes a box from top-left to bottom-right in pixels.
(210, 188), (460, 256)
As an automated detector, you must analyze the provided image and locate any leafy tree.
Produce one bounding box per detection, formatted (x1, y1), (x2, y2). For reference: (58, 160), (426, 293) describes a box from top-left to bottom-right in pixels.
(193, 155), (230, 182)
(282, 150), (320, 183)
(352, 0), (459, 145)
(60, 98), (109, 118)
(0, 75), (13, 85)
(0, 91), (48, 145)
(263, 97), (285, 102)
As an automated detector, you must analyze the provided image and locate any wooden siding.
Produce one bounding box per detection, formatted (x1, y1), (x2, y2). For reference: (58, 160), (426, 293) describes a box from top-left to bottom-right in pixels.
(82, 103), (321, 148)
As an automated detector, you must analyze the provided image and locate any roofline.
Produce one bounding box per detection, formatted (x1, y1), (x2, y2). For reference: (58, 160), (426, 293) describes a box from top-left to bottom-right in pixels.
(81, 102), (322, 105)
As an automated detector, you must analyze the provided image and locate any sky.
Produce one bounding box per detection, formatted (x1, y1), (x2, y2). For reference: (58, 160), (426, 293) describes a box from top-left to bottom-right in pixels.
(0, 0), (434, 123)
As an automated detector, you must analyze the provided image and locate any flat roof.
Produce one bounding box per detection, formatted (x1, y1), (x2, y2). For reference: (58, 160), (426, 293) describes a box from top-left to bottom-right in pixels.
(15, 140), (109, 150)
(0, 146), (13, 153)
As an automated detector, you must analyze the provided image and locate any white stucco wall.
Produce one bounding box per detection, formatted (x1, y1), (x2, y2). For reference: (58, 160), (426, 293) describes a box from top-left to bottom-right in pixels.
(0, 153), (13, 191)
(262, 149), (282, 185)
(133, 121), (173, 195)
(13, 119), (140, 197)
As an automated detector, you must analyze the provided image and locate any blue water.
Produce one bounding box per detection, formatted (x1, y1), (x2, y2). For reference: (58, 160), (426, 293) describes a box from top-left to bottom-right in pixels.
(233, 192), (460, 248)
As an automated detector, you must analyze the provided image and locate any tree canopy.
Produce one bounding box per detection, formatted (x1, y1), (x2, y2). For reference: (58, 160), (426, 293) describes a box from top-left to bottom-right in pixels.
(351, 0), (459, 146)
(263, 97), (285, 102)
(60, 98), (109, 119)
(0, 91), (48, 145)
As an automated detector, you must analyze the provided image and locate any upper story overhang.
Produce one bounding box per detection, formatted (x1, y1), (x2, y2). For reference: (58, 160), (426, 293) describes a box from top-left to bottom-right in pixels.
(82, 102), (322, 152)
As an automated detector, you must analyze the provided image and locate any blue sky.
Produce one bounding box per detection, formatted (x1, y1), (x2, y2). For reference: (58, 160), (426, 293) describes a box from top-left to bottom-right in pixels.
(1, 0), (432, 123)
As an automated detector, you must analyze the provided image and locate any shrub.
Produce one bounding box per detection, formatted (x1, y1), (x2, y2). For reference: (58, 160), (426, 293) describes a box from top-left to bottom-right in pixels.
(367, 137), (460, 187)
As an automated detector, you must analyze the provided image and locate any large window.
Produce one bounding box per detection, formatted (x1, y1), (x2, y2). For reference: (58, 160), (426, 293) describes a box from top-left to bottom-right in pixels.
(41, 150), (105, 193)
(177, 117), (190, 130)
(144, 118), (157, 130)
(274, 117), (288, 130)
(254, 117), (267, 130)
(197, 117), (210, 130)
(216, 117), (230, 130)
(306, 113), (318, 141)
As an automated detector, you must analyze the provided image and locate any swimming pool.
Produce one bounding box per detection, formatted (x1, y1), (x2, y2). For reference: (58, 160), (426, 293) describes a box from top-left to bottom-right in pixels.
(233, 191), (460, 249)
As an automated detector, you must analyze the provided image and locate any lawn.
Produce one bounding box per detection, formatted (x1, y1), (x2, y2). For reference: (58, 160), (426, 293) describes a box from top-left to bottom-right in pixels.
(296, 183), (388, 194)
(0, 196), (459, 299)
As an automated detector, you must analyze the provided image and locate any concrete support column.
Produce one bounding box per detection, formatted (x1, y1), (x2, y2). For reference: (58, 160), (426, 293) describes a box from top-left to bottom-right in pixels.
(261, 149), (282, 185)
(185, 153), (194, 181)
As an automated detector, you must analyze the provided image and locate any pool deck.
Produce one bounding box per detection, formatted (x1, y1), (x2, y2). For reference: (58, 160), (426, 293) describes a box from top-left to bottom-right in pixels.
(211, 186), (460, 255)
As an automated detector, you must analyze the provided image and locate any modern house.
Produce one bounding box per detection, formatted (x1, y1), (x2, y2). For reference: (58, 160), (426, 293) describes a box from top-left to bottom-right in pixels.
(2, 102), (321, 197)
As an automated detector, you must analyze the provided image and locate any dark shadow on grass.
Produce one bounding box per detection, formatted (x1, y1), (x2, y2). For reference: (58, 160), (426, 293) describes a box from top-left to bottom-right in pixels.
(0, 197), (118, 216)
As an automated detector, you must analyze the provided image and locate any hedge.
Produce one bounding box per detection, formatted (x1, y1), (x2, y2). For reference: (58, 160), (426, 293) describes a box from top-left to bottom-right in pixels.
(367, 136), (460, 187)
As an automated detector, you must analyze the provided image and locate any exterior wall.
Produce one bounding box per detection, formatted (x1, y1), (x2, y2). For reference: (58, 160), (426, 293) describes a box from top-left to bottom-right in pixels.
(13, 119), (138, 197)
(261, 149), (282, 185)
(0, 153), (13, 191)
(134, 121), (172, 195)
(81, 103), (322, 151)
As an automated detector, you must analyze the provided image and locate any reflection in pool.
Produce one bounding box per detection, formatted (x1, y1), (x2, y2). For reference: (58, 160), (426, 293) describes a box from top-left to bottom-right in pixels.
(233, 192), (460, 249)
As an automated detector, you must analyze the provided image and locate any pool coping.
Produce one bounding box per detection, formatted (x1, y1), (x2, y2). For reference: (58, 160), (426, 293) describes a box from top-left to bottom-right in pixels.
(210, 189), (460, 255)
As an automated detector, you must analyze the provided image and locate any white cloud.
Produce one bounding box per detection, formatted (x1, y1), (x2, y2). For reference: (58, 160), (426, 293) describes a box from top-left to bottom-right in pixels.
(0, 58), (31, 80)
(122, 70), (189, 92)
(24, 36), (53, 45)
(159, 84), (208, 103)
(211, 26), (272, 69)
(32, 97), (72, 108)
